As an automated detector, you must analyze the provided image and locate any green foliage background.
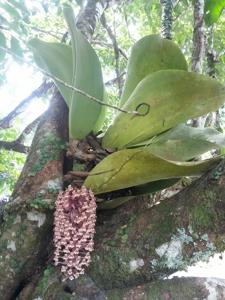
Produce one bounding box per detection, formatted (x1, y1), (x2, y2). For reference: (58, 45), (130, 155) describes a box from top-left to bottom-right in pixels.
(0, 128), (25, 197)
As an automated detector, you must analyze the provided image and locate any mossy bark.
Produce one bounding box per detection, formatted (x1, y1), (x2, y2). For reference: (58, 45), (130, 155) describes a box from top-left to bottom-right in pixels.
(106, 277), (225, 300)
(0, 92), (68, 300)
(86, 160), (225, 289)
(28, 267), (225, 300)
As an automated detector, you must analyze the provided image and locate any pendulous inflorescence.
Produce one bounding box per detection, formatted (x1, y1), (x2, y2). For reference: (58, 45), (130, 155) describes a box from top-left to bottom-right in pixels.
(53, 185), (96, 280)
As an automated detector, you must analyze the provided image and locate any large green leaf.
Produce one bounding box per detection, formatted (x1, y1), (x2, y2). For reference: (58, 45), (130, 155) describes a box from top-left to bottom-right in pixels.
(204, 0), (225, 26)
(93, 104), (106, 134)
(133, 124), (225, 161)
(29, 39), (73, 107)
(103, 70), (225, 149)
(120, 34), (187, 106)
(63, 5), (105, 139)
(84, 148), (220, 194)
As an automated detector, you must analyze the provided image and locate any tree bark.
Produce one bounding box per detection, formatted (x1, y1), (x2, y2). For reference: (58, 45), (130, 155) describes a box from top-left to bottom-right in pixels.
(192, 0), (205, 73)
(191, 0), (206, 128)
(0, 140), (29, 154)
(0, 81), (52, 130)
(0, 92), (68, 300)
(106, 277), (225, 300)
(22, 268), (225, 300)
(205, 26), (222, 132)
(206, 27), (217, 79)
(160, 0), (173, 39)
(76, 0), (129, 40)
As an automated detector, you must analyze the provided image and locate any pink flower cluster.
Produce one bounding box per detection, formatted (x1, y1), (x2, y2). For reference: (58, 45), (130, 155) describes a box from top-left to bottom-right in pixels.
(53, 185), (96, 280)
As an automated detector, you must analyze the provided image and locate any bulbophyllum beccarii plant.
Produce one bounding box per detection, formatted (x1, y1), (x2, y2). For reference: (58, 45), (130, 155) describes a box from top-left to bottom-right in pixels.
(30, 5), (225, 279)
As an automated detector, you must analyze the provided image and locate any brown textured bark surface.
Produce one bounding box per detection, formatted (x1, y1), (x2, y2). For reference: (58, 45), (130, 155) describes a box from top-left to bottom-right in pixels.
(192, 0), (205, 73)
(191, 0), (206, 128)
(0, 92), (68, 299)
(28, 269), (225, 300)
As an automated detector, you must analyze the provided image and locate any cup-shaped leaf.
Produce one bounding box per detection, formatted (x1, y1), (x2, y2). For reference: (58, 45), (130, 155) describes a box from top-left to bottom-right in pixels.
(120, 34), (187, 106)
(132, 124), (225, 161)
(84, 148), (220, 194)
(29, 39), (73, 107)
(103, 70), (225, 149)
(63, 6), (104, 139)
(29, 6), (105, 139)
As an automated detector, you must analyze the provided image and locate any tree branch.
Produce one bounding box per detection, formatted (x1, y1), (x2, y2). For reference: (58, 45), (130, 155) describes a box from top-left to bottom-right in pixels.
(101, 13), (123, 96)
(76, 0), (129, 41)
(192, 0), (205, 73)
(206, 26), (218, 79)
(0, 116), (41, 154)
(0, 140), (29, 154)
(107, 277), (225, 299)
(17, 116), (41, 145)
(160, 0), (173, 39)
(21, 266), (225, 299)
(0, 81), (53, 129)
(191, 0), (206, 128)
(105, 72), (126, 87)
(76, 0), (107, 40)
(92, 40), (128, 59)
(30, 26), (64, 40)
(205, 26), (222, 131)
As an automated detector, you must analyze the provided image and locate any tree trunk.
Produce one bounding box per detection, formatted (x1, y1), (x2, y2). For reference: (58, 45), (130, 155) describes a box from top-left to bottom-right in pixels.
(191, 0), (206, 128)
(160, 0), (173, 39)
(106, 277), (225, 300)
(0, 92), (68, 300)
(192, 0), (205, 73)
(25, 270), (225, 300)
